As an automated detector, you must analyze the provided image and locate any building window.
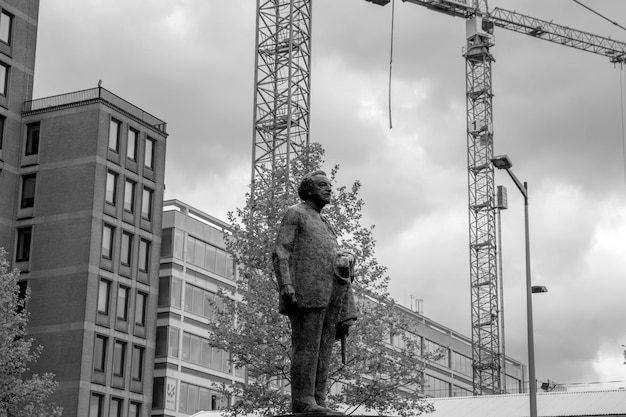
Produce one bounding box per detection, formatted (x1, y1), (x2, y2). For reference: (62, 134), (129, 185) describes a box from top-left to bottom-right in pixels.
(113, 340), (126, 377)
(101, 224), (114, 259)
(120, 231), (132, 267)
(117, 285), (129, 321)
(89, 393), (104, 417)
(110, 398), (123, 417)
(20, 174), (36, 208)
(93, 335), (107, 372)
(135, 291), (146, 327)
(16, 227), (32, 262)
(181, 331), (230, 373)
(144, 137), (155, 169)
(0, 115), (5, 150)
(105, 171), (117, 206)
(127, 127), (138, 161)
(129, 402), (140, 417)
(158, 276), (182, 309)
(186, 235), (234, 279)
(169, 327), (180, 358)
(451, 351), (472, 377)
(108, 118), (121, 152)
(138, 239), (150, 272)
(25, 122), (40, 156)
(124, 180), (135, 213)
(424, 374), (450, 397)
(0, 10), (12, 44)
(184, 284), (223, 320)
(0, 62), (8, 96)
(141, 187), (153, 220)
(131, 345), (144, 381)
(97, 279), (110, 315)
(179, 382), (227, 414)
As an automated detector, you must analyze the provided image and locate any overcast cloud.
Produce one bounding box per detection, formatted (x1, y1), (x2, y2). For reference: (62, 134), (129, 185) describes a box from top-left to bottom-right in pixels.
(33, 0), (626, 389)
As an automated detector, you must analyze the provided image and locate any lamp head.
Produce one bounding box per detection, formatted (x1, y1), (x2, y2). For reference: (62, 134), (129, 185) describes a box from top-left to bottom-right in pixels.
(491, 154), (513, 170)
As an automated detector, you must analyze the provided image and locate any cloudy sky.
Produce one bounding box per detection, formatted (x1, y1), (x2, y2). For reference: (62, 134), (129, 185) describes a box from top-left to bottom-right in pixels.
(33, 1), (626, 390)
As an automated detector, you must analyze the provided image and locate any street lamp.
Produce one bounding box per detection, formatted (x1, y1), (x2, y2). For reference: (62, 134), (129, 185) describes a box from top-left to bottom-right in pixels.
(491, 154), (546, 417)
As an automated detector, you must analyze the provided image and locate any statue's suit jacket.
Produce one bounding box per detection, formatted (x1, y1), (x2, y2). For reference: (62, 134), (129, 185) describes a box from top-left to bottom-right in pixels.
(273, 203), (356, 324)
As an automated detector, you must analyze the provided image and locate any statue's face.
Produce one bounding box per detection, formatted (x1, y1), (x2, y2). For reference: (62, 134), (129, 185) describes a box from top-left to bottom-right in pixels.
(309, 175), (332, 205)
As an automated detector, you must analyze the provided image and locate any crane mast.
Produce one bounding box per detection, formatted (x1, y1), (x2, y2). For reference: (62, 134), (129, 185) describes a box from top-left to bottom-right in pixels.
(463, 13), (500, 395)
(253, 0), (626, 397)
(252, 0), (312, 192)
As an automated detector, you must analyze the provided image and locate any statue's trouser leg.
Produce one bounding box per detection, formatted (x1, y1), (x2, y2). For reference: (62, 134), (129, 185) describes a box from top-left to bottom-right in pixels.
(315, 282), (348, 406)
(290, 309), (324, 412)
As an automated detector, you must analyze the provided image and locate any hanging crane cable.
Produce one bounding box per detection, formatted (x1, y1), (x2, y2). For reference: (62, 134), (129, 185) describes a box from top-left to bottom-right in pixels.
(613, 63), (626, 199)
(388, 0), (396, 129)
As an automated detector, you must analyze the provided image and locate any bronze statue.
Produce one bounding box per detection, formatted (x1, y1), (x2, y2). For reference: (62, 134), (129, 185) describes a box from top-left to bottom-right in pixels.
(273, 170), (357, 414)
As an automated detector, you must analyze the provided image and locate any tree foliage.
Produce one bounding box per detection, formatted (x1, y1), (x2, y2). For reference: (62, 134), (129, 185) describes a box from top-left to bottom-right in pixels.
(208, 144), (437, 417)
(0, 248), (62, 417)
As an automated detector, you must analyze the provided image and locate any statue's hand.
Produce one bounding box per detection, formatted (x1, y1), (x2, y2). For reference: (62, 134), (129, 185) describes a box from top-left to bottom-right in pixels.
(335, 323), (350, 340)
(280, 284), (297, 306)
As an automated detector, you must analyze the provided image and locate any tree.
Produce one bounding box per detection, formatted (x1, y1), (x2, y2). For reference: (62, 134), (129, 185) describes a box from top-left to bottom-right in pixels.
(208, 143), (439, 417)
(0, 247), (62, 417)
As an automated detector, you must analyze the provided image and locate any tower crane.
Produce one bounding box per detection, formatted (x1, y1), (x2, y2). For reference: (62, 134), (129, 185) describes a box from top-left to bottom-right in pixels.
(251, 0), (626, 395)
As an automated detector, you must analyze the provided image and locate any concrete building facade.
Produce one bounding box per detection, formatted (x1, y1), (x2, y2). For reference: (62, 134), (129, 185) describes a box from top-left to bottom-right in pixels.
(153, 200), (241, 417)
(152, 200), (527, 417)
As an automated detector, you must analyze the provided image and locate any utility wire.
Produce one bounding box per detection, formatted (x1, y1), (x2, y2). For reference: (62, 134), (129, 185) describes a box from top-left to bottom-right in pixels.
(388, 0), (396, 130)
(572, 0), (626, 32)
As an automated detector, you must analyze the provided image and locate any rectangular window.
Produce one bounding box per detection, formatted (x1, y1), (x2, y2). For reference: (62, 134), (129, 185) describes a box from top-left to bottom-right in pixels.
(108, 118), (121, 152)
(141, 187), (153, 220)
(131, 345), (144, 381)
(20, 174), (36, 209)
(25, 122), (40, 156)
(0, 63), (8, 96)
(160, 228), (172, 257)
(155, 326), (167, 357)
(0, 116), (5, 150)
(144, 137), (155, 169)
(90, 393), (104, 417)
(110, 398), (123, 417)
(124, 180), (135, 213)
(169, 327), (180, 358)
(172, 277), (182, 308)
(16, 227), (32, 262)
(97, 279), (110, 314)
(117, 285), (129, 321)
(0, 10), (12, 44)
(94, 335), (107, 372)
(127, 127), (138, 160)
(113, 340), (126, 376)
(138, 239), (150, 272)
(120, 231), (132, 267)
(129, 402), (140, 417)
(101, 224), (114, 259)
(105, 171), (117, 205)
(135, 291), (146, 326)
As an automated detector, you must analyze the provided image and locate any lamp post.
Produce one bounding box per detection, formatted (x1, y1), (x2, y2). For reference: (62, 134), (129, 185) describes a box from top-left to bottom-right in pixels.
(491, 154), (546, 417)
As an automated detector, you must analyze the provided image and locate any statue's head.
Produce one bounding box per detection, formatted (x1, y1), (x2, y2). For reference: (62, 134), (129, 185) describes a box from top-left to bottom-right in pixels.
(298, 170), (331, 205)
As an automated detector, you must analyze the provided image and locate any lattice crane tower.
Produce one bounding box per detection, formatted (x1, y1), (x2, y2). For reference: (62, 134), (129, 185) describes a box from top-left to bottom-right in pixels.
(252, 0), (312, 192)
